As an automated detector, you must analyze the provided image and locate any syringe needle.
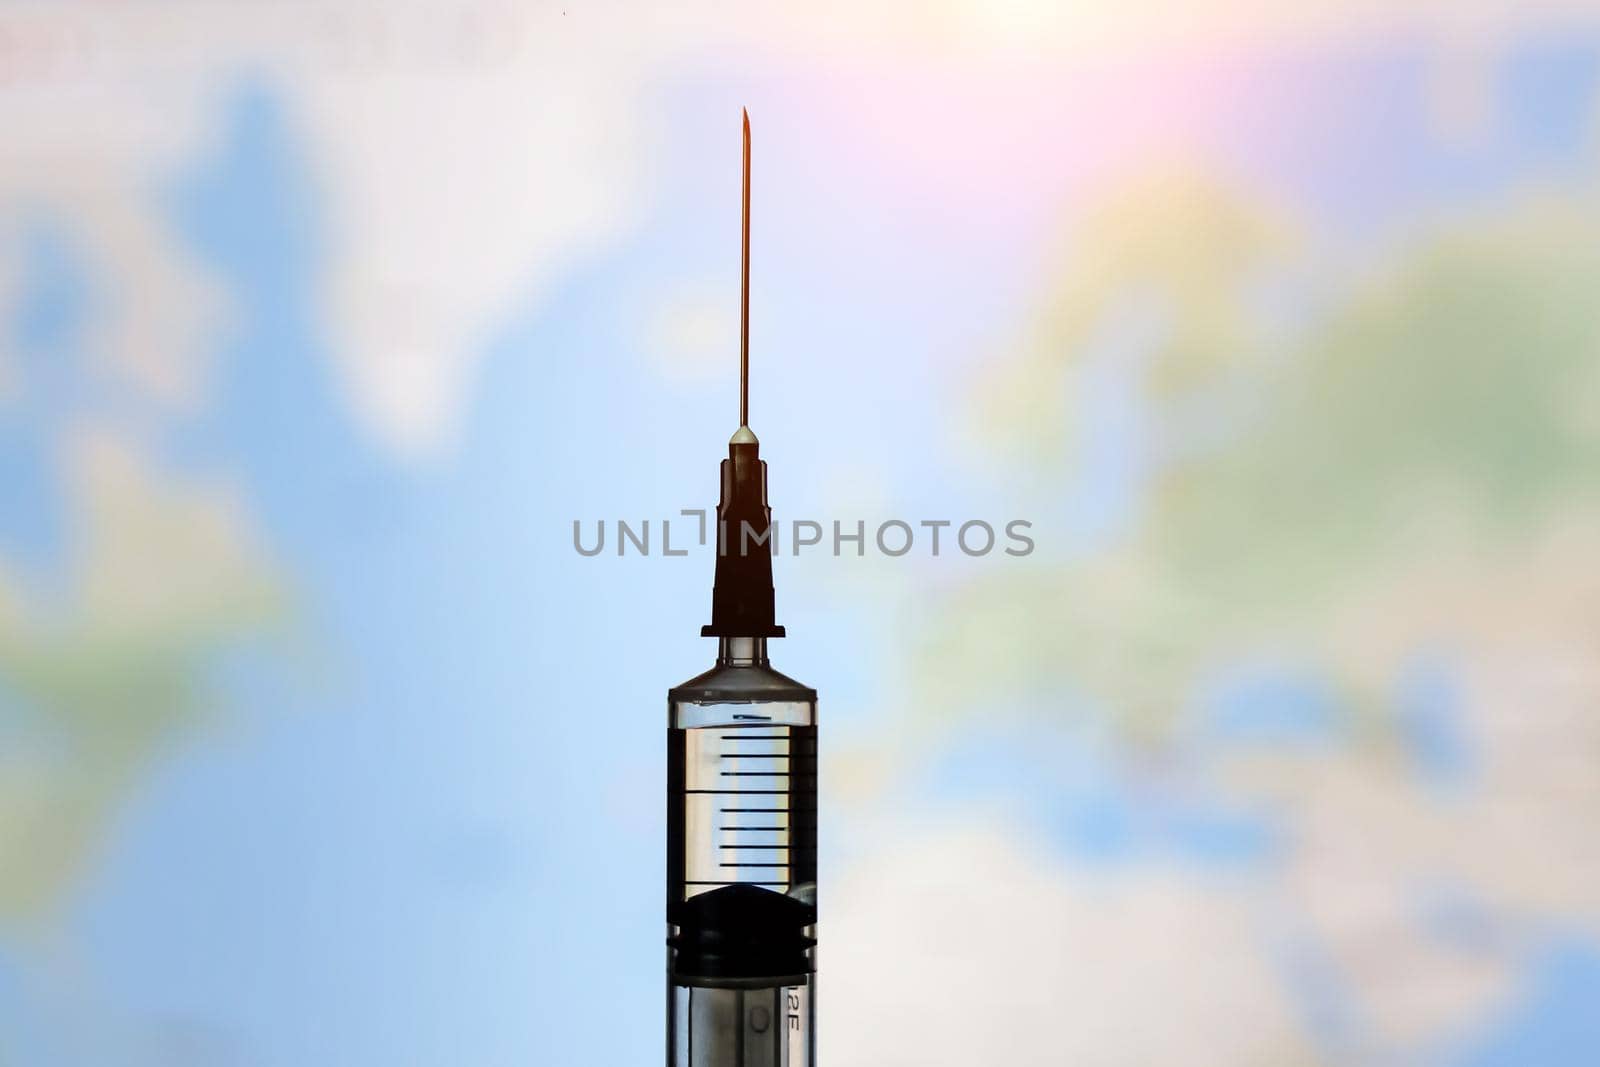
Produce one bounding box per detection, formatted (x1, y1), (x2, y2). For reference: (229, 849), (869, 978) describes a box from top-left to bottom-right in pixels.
(740, 107), (751, 430)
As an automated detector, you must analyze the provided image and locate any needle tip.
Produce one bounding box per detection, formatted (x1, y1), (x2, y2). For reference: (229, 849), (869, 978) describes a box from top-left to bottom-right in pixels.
(739, 107), (750, 429)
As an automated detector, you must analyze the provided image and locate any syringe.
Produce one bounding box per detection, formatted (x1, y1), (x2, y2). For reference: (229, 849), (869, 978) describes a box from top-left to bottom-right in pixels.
(666, 111), (818, 1067)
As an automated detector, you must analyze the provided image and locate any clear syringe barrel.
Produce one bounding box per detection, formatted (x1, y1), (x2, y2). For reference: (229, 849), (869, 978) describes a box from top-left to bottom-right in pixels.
(668, 637), (817, 1067)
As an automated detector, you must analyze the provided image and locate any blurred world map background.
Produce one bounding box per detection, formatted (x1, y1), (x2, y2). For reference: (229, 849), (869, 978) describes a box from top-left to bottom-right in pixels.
(2, 3), (1600, 1065)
